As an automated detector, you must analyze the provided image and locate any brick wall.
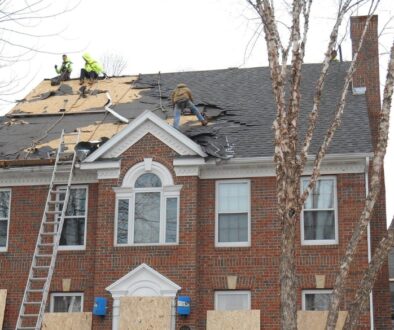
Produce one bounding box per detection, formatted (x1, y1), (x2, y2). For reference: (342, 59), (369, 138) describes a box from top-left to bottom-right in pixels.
(0, 133), (390, 329)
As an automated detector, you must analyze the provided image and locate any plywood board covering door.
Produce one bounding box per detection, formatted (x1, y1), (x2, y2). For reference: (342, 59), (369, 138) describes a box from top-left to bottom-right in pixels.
(119, 296), (172, 330)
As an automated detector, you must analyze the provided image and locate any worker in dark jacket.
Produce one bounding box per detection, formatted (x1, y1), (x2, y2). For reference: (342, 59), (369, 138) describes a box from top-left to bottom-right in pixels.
(171, 83), (207, 129)
(79, 53), (104, 85)
(51, 54), (72, 86)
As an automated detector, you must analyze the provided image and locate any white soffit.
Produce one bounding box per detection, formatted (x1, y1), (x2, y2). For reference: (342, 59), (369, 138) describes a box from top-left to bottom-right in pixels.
(84, 110), (207, 162)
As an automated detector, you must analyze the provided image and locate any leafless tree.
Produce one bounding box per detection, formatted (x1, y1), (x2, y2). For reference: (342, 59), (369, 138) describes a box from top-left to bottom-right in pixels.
(246, 0), (394, 329)
(0, 0), (78, 106)
(101, 53), (128, 77)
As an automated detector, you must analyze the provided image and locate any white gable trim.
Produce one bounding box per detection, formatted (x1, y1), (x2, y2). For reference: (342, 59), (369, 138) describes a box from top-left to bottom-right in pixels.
(84, 110), (207, 162)
(106, 263), (181, 295)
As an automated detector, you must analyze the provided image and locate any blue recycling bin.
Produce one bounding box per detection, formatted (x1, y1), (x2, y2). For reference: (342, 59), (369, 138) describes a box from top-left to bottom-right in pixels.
(177, 296), (191, 316)
(93, 297), (107, 316)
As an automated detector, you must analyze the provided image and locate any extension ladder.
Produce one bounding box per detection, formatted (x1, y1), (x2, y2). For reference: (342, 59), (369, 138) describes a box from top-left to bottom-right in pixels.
(15, 130), (81, 330)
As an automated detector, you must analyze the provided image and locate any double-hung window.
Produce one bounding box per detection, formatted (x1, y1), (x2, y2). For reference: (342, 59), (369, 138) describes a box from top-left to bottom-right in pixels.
(57, 186), (88, 249)
(0, 189), (11, 251)
(301, 177), (338, 245)
(215, 291), (251, 311)
(50, 292), (83, 312)
(115, 162), (180, 246)
(302, 289), (332, 311)
(216, 180), (250, 247)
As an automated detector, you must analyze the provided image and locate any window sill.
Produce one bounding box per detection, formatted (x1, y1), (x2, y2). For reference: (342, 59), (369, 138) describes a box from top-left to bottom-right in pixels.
(215, 242), (251, 248)
(58, 245), (86, 251)
(115, 243), (179, 248)
(301, 240), (338, 246)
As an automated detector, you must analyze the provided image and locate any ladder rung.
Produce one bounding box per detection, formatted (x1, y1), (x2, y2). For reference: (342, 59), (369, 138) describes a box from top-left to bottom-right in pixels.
(40, 232), (57, 236)
(46, 210), (62, 214)
(58, 160), (73, 164)
(36, 254), (52, 258)
(55, 170), (72, 173)
(43, 221), (57, 225)
(65, 132), (79, 135)
(38, 243), (54, 246)
(32, 266), (50, 269)
(16, 327), (36, 329)
(20, 313), (39, 317)
(28, 289), (45, 292)
(48, 201), (64, 205)
(23, 301), (41, 305)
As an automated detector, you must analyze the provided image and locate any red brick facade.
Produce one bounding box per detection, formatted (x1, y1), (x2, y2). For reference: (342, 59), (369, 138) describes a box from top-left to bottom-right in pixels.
(0, 134), (391, 329)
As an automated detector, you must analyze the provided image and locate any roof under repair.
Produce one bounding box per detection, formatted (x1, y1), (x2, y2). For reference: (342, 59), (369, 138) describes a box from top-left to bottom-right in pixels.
(0, 63), (372, 163)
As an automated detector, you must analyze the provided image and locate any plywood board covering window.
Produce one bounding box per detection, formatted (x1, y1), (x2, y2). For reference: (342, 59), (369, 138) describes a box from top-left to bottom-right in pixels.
(207, 310), (260, 330)
(42, 312), (92, 330)
(0, 290), (6, 329)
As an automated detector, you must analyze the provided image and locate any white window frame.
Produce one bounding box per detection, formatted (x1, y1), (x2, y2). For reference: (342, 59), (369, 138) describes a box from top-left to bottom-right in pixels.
(215, 180), (251, 247)
(302, 289), (332, 311)
(49, 292), (84, 313)
(214, 291), (251, 310)
(56, 185), (88, 251)
(114, 159), (181, 246)
(0, 188), (11, 252)
(300, 176), (338, 246)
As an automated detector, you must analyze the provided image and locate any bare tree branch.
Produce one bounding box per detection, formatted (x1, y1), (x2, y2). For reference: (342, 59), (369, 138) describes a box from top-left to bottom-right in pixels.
(344, 215), (394, 329)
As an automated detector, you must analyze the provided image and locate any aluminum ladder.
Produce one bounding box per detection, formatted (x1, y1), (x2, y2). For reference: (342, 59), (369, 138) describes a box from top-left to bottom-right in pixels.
(15, 130), (81, 330)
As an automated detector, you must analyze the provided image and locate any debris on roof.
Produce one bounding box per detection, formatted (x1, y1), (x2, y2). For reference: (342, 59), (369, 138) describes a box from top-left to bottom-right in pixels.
(10, 77), (142, 116)
(0, 64), (373, 163)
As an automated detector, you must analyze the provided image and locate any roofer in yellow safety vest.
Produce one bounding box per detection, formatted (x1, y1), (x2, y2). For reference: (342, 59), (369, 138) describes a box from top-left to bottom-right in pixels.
(171, 83), (208, 129)
(51, 54), (72, 86)
(79, 53), (104, 85)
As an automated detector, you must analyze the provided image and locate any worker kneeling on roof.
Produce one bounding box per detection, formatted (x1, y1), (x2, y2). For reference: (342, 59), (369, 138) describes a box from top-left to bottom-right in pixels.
(171, 83), (208, 129)
(51, 54), (72, 86)
(80, 53), (104, 85)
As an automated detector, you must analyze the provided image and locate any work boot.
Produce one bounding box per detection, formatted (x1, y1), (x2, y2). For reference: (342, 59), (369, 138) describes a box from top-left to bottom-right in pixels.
(79, 79), (85, 85)
(201, 119), (208, 126)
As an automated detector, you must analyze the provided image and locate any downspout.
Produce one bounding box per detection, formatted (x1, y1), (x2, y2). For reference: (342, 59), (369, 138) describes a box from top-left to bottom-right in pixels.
(365, 156), (374, 329)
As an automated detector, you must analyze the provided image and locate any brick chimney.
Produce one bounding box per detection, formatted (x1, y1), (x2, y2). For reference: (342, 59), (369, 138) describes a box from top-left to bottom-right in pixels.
(350, 15), (381, 147)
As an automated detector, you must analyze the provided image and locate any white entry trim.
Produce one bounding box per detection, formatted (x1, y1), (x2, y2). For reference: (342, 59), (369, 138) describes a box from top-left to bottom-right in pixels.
(106, 263), (181, 330)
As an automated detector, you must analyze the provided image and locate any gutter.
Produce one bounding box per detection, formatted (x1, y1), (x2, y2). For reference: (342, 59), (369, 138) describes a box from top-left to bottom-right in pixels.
(0, 159), (55, 169)
(365, 156), (374, 329)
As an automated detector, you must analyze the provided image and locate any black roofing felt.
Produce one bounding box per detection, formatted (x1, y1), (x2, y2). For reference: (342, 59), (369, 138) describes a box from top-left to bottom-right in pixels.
(0, 63), (372, 160)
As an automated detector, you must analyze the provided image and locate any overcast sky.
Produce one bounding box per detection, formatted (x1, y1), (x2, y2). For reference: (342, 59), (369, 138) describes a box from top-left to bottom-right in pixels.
(1, 0), (393, 223)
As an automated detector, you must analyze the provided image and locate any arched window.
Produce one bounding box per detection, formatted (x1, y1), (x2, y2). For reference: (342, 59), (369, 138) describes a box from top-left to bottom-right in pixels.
(114, 159), (181, 245)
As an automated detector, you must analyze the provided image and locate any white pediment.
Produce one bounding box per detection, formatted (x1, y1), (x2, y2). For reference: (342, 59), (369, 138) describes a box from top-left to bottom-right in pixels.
(106, 263), (181, 298)
(84, 110), (207, 162)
